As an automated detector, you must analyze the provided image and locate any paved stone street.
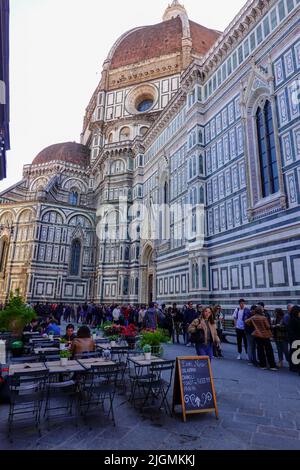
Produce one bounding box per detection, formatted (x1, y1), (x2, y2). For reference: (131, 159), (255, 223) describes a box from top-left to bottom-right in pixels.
(0, 341), (299, 451)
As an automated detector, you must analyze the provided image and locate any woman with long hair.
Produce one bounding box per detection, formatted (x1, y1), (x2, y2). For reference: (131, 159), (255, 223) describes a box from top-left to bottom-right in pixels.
(188, 307), (220, 360)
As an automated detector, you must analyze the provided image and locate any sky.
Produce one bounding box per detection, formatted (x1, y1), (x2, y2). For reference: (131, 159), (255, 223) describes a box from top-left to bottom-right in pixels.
(1, 0), (247, 191)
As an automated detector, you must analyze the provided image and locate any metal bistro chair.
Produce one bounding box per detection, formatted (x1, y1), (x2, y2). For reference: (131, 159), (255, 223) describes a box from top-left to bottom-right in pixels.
(75, 351), (102, 360)
(110, 347), (129, 393)
(131, 360), (175, 416)
(39, 353), (61, 362)
(8, 370), (49, 441)
(79, 363), (126, 426)
(44, 372), (78, 428)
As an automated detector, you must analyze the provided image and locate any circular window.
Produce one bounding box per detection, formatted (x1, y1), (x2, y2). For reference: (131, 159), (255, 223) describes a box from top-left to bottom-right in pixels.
(125, 84), (158, 115)
(137, 99), (154, 113)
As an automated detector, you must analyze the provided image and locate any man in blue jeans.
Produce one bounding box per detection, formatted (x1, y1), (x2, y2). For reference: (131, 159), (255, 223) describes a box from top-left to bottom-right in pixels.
(245, 305), (259, 366)
(183, 302), (197, 346)
(232, 299), (249, 360)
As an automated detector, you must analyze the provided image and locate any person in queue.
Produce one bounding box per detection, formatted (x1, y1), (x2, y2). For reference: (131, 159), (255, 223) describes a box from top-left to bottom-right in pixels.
(245, 306), (277, 371)
(287, 305), (300, 374)
(183, 302), (198, 346)
(188, 307), (220, 360)
(232, 299), (249, 360)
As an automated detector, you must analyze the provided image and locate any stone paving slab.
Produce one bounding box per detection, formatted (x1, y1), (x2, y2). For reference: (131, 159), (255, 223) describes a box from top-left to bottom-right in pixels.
(0, 342), (299, 450)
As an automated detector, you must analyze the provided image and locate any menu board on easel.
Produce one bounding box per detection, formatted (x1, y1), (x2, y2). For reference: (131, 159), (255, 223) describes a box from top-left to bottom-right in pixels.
(172, 356), (218, 423)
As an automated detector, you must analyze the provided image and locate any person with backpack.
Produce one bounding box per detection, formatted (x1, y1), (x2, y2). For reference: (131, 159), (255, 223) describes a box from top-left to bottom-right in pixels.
(213, 305), (224, 358)
(245, 306), (277, 371)
(145, 302), (159, 330)
(183, 302), (198, 346)
(188, 307), (220, 360)
(232, 299), (249, 360)
(245, 305), (259, 366)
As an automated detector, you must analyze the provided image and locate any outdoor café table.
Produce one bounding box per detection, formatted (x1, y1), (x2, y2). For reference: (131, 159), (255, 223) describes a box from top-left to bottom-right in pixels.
(9, 362), (47, 376)
(34, 347), (59, 355)
(97, 343), (128, 351)
(77, 357), (116, 369)
(45, 360), (86, 374)
(128, 355), (167, 367)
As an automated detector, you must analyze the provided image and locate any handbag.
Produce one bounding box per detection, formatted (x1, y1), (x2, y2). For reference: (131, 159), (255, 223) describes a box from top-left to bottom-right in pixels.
(190, 328), (205, 344)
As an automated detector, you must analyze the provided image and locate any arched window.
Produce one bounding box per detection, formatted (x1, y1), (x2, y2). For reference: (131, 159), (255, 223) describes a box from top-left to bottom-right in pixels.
(108, 133), (113, 144)
(70, 240), (81, 276)
(0, 239), (9, 274)
(199, 186), (205, 204)
(256, 101), (279, 198)
(135, 278), (139, 296)
(69, 191), (79, 206)
(202, 264), (207, 289)
(124, 246), (130, 261)
(192, 262), (199, 289)
(120, 127), (131, 141)
(199, 154), (204, 175)
(140, 126), (149, 137)
(164, 182), (168, 204)
(123, 276), (129, 295)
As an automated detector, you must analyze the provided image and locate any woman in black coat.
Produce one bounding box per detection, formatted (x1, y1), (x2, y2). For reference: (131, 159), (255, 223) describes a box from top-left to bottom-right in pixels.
(287, 305), (300, 373)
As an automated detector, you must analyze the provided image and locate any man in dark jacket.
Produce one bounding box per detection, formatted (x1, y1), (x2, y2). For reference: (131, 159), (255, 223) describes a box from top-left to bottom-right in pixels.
(183, 302), (197, 346)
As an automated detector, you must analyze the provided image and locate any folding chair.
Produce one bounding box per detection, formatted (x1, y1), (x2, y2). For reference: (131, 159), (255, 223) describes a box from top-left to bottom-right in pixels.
(79, 363), (125, 426)
(110, 347), (129, 393)
(75, 351), (101, 360)
(131, 360), (175, 416)
(8, 370), (49, 441)
(44, 372), (78, 428)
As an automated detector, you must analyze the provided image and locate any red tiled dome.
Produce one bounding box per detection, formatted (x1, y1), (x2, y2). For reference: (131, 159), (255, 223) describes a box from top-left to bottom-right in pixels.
(110, 17), (221, 70)
(32, 142), (90, 167)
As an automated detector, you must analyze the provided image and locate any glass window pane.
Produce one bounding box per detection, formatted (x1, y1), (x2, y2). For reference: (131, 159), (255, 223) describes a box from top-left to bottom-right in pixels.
(278, 0), (286, 20)
(263, 17), (270, 37)
(271, 8), (278, 30)
(287, 0), (294, 12)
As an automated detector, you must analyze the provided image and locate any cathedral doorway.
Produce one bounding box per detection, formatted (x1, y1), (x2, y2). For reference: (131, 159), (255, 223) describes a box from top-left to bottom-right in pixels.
(140, 243), (155, 305)
(148, 274), (154, 304)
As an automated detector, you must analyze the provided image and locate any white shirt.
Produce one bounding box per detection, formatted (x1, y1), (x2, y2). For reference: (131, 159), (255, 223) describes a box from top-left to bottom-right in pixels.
(112, 308), (121, 321)
(233, 308), (245, 330)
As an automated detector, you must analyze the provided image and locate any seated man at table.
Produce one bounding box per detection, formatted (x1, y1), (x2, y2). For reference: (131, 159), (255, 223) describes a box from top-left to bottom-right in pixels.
(70, 326), (96, 357)
(23, 318), (40, 333)
(45, 317), (61, 336)
(63, 324), (76, 344)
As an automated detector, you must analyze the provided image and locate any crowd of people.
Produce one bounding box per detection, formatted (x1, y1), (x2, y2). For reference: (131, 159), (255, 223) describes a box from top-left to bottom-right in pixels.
(29, 299), (300, 374)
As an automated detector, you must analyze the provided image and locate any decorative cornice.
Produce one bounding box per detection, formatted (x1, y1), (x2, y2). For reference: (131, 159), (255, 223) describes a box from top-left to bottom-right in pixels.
(200, 0), (273, 78)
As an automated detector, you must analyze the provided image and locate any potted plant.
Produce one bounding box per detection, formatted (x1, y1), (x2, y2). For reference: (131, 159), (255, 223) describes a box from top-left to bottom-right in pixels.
(60, 349), (71, 366)
(59, 338), (67, 351)
(0, 291), (37, 338)
(11, 340), (24, 358)
(143, 344), (152, 361)
(121, 324), (138, 350)
(109, 334), (119, 346)
(139, 328), (169, 357)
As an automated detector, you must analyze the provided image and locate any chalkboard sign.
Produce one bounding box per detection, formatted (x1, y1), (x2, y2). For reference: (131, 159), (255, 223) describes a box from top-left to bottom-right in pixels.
(172, 356), (218, 422)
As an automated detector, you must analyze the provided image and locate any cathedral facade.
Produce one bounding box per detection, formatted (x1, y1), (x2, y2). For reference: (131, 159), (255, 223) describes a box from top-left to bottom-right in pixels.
(0, 0), (299, 312)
